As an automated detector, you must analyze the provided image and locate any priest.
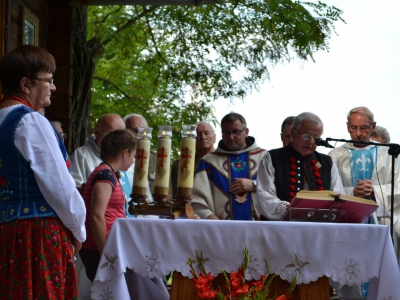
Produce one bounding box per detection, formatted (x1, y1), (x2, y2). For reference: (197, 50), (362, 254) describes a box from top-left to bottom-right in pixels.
(328, 107), (400, 262)
(192, 112), (266, 220)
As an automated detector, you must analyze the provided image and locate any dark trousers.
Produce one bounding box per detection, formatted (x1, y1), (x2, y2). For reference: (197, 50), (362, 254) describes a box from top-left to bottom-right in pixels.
(79, 247), (101, 282)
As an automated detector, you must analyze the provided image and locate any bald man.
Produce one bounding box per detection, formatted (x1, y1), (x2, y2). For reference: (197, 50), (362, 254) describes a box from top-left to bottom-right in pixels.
(70, 113), (125, 187)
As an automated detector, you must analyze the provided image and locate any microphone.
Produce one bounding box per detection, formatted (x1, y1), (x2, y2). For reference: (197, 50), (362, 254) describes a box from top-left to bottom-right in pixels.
(315, 138), (334, 148)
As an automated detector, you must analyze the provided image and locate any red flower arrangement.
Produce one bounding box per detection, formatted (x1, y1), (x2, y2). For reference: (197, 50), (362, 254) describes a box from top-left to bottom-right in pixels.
(187, 246), (296, 300)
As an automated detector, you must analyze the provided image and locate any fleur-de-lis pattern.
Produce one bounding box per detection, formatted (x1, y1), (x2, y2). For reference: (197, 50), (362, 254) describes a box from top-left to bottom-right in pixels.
(356, 154), (372, 172)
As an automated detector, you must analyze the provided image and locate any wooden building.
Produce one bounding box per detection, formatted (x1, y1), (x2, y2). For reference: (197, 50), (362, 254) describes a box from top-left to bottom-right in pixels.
(1, 0), (215, 152)
(1, 0), (75, 151)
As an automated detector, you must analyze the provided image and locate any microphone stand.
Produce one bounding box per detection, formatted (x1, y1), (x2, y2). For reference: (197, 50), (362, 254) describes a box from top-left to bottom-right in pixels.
(326, 137), (400, 242)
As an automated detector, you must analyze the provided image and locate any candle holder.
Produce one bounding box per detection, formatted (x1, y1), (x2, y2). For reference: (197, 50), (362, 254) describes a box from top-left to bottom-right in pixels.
(129, 124), (199, 219)
(153, 125), (173, 203)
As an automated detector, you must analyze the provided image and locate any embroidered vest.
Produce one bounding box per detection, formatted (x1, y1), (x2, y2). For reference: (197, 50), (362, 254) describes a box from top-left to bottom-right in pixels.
(0, 106), (62, 222)
(269, 146), (333, 201)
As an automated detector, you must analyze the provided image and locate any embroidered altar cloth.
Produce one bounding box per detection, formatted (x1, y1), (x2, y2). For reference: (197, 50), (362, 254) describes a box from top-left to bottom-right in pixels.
(92, 218), (400, 300)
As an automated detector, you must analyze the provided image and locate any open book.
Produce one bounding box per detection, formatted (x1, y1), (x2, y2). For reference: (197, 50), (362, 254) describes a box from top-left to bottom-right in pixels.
(280, 190), (378, 223)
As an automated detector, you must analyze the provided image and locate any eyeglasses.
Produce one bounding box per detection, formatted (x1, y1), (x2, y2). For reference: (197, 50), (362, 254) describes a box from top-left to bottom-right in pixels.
(60, 133), (67, 139)
(293, 128), (320, 142)
(348, 125), (372, 133)
(222, 127), (246, 137)
(35, 78), (54, 85)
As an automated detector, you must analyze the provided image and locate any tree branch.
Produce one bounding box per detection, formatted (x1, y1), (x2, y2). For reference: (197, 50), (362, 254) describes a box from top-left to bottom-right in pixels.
(93, 6), (123, 25)
(93, 75), (153, 122)
(101, 5), (160, 48)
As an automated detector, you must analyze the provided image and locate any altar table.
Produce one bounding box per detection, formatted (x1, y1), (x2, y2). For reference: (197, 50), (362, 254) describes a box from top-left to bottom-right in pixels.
(91, 218), (400, 300)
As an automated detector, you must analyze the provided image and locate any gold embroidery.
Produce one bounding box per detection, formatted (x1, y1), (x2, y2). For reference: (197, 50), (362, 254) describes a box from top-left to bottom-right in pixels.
(40, 206), (47, 212)
(23, 207), (29, 213)
(10, 209), (14, 215)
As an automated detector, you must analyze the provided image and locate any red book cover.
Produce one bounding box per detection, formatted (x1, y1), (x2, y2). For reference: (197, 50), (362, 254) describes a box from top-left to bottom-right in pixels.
(280, 190), (378, 223)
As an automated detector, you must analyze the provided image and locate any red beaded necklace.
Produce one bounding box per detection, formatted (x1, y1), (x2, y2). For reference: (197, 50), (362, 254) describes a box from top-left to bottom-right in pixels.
(0, 96), (34, 109)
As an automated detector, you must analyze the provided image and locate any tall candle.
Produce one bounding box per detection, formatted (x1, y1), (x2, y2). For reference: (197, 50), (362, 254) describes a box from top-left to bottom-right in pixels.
(177, 125), (197, 189)
(133, 127), (152, 196)
(154, 125), (172, 196)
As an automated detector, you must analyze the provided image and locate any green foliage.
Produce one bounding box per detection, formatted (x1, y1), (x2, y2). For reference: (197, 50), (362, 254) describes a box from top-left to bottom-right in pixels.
(87, 1), (344, 158)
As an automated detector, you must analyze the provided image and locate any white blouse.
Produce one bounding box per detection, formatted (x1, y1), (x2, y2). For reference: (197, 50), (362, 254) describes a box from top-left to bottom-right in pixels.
(1, 105), (86, 242)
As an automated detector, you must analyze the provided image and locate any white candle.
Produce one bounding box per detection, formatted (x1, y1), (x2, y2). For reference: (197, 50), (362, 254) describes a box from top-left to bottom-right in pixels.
(133, 138), (151, 193)
(154, 137), (171, 189)
(177, 137), (196, 188)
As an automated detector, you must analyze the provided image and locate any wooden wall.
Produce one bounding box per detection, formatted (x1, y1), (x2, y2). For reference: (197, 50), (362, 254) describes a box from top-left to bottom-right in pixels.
(0, 0), (4, 58)
(2, 0), (74, 152)
(46, 0), (74, 152)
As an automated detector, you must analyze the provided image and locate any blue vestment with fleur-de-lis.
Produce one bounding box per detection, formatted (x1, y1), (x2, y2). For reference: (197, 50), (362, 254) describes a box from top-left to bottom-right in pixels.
(348, 147), (376, 187)
(348, 146), (376, 297)
(348, 146), (376, 231)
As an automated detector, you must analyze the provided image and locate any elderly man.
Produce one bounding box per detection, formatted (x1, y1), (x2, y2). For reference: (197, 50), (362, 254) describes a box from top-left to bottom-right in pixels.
(51, 121), (66, 142)
(328, 107), (400, 266)
(371, 125), (391, 144)
(327, 106), (400, 300)
(70, 113), (125, 188)
(192, 112), (266, 220)
(256, 112), (344, 220)
(171, 121), (217, 198)
(328, 107), (400, 223)
(280, 116), (295, 146)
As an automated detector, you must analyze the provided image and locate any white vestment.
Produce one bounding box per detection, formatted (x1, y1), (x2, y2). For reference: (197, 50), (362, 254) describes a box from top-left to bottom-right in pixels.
(192, 137), (266, 220)
(329, 142), (400, 264)
(329, 142), (400, 299)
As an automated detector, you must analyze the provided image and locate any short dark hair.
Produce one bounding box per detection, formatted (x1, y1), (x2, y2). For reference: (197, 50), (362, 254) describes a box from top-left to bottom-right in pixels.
(221, 112), (247, 128)
(281, 116), (295, 133)
(0, 45), (56, 96)
(100, 129), (137, 160)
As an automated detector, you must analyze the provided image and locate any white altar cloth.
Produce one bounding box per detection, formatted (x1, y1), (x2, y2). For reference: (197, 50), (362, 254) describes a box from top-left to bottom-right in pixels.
(92, 218), (400, 300)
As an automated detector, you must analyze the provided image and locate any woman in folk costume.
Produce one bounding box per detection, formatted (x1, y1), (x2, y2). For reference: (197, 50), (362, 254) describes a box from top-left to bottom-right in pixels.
(80, 129), (136, 281)
(0, 45), (86, 298)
